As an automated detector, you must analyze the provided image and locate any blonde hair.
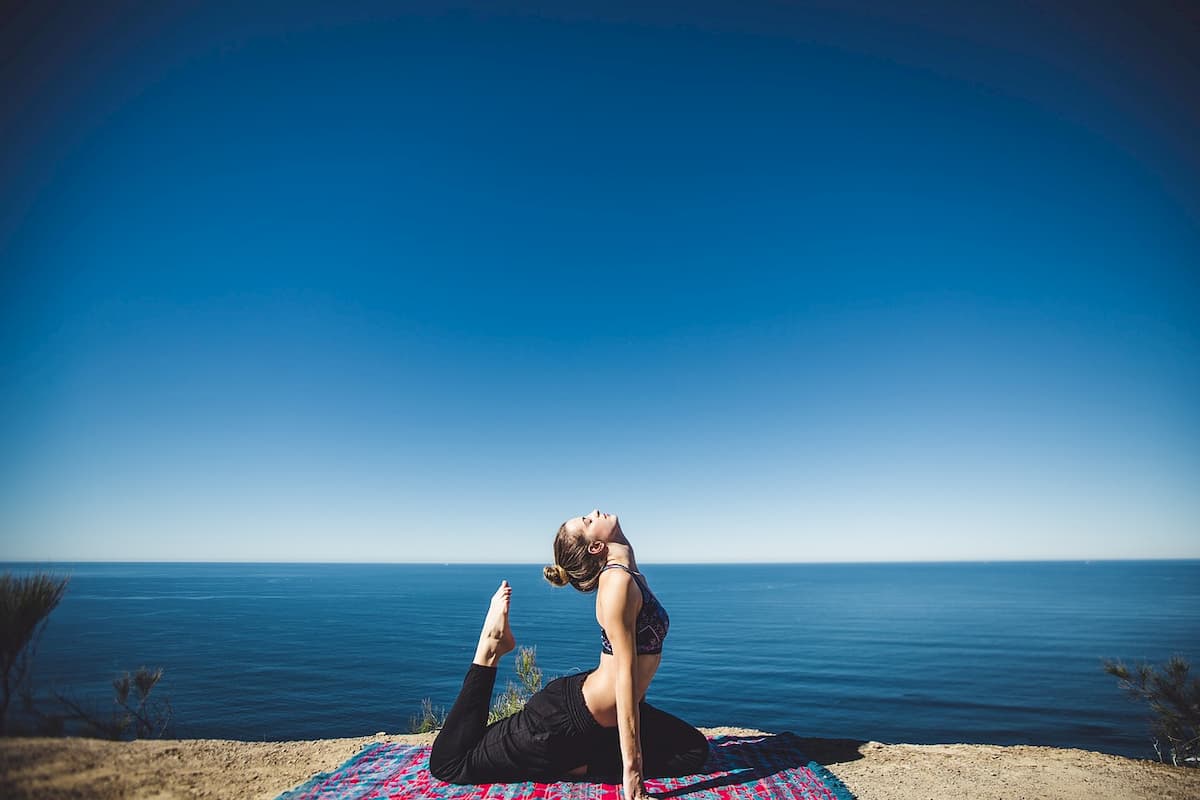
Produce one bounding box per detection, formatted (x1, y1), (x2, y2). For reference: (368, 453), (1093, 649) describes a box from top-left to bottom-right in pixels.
(543, 520), (606, 592)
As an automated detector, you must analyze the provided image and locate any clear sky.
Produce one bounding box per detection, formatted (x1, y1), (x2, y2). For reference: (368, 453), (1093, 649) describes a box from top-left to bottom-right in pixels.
(1, 1), (1197, 563)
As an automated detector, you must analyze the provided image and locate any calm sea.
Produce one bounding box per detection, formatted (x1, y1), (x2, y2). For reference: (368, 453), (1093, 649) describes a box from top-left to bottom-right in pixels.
(6, 561), (1198, 760)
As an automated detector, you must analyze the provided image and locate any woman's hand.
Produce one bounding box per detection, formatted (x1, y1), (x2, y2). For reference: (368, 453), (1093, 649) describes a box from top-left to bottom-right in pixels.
(624, 769), (652, 800)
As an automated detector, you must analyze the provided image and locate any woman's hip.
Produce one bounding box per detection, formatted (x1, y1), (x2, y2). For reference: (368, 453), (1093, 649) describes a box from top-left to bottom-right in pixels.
(523, 671), (600, 737)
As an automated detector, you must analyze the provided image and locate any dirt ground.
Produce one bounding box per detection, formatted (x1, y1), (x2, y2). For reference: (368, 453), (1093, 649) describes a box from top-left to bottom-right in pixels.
(2, 728), (1197, 800)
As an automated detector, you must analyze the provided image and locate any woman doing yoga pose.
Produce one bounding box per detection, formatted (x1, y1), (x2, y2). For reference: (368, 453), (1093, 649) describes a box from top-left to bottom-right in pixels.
(429, 510), (708, 799)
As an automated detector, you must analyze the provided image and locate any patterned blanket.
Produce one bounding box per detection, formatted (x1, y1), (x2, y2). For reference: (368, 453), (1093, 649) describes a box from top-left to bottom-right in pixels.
(277, 733), (856, 800)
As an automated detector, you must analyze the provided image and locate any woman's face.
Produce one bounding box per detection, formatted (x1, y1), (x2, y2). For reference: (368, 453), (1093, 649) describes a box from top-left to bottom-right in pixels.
(566, 509), (620, 545)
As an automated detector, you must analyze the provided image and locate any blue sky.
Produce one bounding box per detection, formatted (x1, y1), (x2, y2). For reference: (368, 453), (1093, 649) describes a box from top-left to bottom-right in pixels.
(2, 2), (1197, 562)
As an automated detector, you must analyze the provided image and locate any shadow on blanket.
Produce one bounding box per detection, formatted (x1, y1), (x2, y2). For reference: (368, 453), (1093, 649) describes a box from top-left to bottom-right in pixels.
(641, 733), (865, 798)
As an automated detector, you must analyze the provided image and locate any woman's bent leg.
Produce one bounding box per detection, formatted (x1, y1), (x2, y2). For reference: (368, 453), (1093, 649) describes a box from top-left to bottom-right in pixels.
(428, 664), (498, 782)
(584, 703), (709, 783)
(638, 703), (710, 777)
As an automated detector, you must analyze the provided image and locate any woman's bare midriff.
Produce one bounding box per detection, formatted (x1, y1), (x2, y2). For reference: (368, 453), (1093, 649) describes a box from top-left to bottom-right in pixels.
(564, 652), (662, 777)
(581, 651), (662, 726)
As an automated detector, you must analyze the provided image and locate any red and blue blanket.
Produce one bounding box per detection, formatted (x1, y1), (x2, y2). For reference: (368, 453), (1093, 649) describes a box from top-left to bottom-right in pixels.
(277, 733), (856, 800)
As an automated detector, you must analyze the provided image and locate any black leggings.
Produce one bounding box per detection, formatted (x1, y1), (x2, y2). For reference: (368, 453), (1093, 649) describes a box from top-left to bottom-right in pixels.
(428, 664), (709, 784)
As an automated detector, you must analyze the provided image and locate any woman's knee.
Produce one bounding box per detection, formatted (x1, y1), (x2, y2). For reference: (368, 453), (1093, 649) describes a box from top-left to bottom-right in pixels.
(427, 744), (465, 783)
(427, 754), (452, 782)
(647, 727), (709, 776)
(428, 757), (470, 784)
(679, 728), (710, 772)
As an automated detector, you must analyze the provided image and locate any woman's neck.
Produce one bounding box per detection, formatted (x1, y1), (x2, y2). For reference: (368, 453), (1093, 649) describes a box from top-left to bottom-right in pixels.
(605, 542), (636, 571)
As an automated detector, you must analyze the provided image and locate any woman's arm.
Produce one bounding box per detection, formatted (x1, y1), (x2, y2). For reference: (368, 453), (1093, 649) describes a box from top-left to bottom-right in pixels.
(597, 573), (650, 800)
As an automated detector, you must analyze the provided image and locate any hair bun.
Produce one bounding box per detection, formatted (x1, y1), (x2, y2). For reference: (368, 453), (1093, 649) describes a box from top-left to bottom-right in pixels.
(543, 563), (569, 587)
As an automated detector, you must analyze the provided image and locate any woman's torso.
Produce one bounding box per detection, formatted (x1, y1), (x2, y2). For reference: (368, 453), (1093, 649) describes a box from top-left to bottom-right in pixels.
(580, 561), (665, 727)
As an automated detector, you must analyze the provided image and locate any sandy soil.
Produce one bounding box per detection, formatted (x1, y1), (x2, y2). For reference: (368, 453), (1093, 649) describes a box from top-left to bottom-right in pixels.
(2, 728), (1197, 800)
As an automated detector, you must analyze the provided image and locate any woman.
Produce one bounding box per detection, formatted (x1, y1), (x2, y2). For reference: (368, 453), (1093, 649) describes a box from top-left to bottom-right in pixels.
(428, 510), (708, 799)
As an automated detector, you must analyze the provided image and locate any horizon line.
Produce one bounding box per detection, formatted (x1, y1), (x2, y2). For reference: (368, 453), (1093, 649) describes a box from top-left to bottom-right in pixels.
(2, 557), (1198, 566)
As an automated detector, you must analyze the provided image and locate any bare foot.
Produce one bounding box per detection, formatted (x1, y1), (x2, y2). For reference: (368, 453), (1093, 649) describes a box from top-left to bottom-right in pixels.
(473, 580), (516, 667)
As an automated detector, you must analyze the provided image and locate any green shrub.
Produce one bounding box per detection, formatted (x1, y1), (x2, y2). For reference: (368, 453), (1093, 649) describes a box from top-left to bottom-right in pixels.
(488, 646), (544, 724)
(412, 646), (546, 733)
(1104, 655), (1199, 767)
(410, 697), (447, 734)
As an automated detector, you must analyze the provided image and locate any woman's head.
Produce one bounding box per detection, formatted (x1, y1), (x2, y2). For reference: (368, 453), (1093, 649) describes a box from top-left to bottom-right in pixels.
(543, 509), (621, 592)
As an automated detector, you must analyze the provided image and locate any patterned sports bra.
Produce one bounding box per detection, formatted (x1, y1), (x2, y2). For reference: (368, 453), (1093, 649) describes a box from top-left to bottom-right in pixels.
(598, 563), (670, 656)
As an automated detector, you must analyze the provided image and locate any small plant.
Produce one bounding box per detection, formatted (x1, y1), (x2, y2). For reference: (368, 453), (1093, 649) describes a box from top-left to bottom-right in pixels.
(1104, 655), (1200, 767)
(488, 646), (544, 724)
(409, 647), (547, 733)
(54, 666), (174, 740)
(0, 572), (70, 735)
(409, 697), (447, 734)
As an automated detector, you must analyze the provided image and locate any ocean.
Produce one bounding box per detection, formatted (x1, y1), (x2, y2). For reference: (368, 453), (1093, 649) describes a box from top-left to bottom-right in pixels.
(6, 561), (1198, 760)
